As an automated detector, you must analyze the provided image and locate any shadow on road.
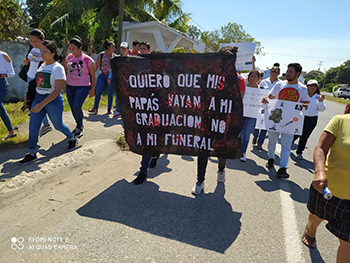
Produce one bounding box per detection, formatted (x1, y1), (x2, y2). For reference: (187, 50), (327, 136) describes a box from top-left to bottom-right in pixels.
(84, 113), (123, 128)
(309, 247), (326, 263)
(0, 139), (80, 180)
(77, 179), (242, 253)
(290, 152), (315, 174)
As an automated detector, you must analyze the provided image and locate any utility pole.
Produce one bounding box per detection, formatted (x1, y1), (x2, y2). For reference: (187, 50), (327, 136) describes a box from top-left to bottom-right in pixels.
(117, 0), (124, 54)
(317, 60), (324, 71)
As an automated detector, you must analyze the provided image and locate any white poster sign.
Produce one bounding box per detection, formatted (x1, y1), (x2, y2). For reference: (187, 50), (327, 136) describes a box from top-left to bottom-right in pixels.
(243, 87), (270, 118)
(219, 42), (256, 71)
(255, 99), (305, 135)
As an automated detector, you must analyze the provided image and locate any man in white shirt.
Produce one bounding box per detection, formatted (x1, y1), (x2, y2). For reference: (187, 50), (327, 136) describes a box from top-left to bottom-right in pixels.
(264, 63), (310, 178)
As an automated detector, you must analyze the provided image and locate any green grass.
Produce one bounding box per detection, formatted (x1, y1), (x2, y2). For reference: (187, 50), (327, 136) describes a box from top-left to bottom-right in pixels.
(116, 134), (129, 151)
(0, 93), (110, 151)
(324, 95), (350, 105)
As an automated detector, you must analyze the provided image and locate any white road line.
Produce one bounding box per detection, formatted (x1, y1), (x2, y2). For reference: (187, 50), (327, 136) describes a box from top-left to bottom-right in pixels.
(275, 143), (305, 263)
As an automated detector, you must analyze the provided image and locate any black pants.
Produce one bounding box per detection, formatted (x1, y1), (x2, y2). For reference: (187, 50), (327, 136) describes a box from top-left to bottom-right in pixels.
(197, 156), (226, 182)
(293, 116), (318, 155)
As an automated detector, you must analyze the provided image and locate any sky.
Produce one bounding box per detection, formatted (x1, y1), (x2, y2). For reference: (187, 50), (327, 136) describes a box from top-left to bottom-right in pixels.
(182, 0), (350, 73)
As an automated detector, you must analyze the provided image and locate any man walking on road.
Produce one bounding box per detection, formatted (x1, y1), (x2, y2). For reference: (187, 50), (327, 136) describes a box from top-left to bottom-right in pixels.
(264, 63), (310, 178)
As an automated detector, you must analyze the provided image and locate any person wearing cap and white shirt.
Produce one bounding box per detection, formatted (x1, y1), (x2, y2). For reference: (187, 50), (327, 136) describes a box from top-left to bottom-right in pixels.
(293, 79), (326, 159)
(108, 41), (129, 118)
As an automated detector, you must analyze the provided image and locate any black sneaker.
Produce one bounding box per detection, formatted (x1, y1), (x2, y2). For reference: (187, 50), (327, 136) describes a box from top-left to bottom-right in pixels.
(133, 172), (147, 185)
(72, 127), (84, 138)
(149, 154), (159, 168)
(67, 137), (78, 150)
(266, 158), (274, 168)
(19, 153), (37, 164)
(276, 168), (289, 178)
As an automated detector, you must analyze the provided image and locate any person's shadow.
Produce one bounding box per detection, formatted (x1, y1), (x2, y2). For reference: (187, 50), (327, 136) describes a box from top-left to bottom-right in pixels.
(290, 152), (315, 174)
(77, 180), (242, 253)
(144, 154), (173, 179)
(84, 113), (123, 128)
(0, 139), (80, 180)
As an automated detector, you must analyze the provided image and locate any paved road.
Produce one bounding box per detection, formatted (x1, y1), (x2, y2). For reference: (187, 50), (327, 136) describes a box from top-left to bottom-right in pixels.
(0, 100), (346, 263)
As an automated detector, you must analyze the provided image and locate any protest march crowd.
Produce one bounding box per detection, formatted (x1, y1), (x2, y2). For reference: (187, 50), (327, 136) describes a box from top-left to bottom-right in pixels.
(0, 29), (349, 262)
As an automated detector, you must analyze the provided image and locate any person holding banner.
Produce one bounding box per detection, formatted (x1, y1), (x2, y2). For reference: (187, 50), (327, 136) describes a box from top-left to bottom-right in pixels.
(192, 46), (246, 195)
(263, 63), (309, 178)
(252, 66), (281, 150)
(293, 79), (326, 159)
(303, 104), (350, 262)
(240, 70), (261, 162)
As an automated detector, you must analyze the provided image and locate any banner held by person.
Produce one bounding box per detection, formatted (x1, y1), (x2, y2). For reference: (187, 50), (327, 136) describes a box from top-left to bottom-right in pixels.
(243, 87), (270, 118)
(111, 53), (244, 158)
(255, 99), (305, 135)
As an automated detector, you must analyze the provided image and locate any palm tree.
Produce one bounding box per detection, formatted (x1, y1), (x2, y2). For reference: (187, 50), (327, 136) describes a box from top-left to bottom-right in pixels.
(38, 0), (190, 54)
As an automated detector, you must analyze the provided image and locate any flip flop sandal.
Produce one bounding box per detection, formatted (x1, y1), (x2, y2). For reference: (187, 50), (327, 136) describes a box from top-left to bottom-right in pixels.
(302, 231), (316, 249)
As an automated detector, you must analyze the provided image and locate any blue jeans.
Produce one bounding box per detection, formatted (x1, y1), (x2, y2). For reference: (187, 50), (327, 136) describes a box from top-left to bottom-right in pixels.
(253, 129), (267, 146)
(268, 131), (294, 169)
(94, 74), (114, 111)
(0, 78), (14, 132)
(241, 117), (257, 153)
(27, 76), (50, 127)
(28, 93), (74, 153)
(66, 85), (90, 129)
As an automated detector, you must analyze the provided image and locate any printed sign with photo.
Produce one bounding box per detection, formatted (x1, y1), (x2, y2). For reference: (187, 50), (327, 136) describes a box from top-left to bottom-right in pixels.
(255, 99), (305, 135)
(219, 42), (256, 71)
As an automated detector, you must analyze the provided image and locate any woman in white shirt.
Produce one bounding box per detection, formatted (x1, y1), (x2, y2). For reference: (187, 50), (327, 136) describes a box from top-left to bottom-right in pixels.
(294, 79), (326, 159)
(0, 50), (16, 140)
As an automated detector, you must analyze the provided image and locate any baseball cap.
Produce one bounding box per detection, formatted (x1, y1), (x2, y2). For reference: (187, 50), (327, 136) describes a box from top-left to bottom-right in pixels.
(120, 42), (129, 49)
(307, 79), (318, 86)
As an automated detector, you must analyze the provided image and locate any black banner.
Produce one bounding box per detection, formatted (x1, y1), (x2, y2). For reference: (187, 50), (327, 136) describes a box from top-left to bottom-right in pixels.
(111, 53), (243, 159)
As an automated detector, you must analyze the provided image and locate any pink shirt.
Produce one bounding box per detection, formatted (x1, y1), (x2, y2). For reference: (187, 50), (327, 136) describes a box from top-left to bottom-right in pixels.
(66, 54), (94, 86)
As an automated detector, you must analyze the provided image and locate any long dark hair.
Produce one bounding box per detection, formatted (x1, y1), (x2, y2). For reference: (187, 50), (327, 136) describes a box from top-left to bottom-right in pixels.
(103, 39), (115, 50)
(42, 40), (63, 62)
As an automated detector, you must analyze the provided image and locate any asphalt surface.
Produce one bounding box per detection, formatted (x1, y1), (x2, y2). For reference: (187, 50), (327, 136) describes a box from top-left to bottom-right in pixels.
(0, 100), (346, 263)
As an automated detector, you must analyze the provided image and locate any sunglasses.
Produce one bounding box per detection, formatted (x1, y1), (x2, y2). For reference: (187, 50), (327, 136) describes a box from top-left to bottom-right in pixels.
(271, 70), (280, 73)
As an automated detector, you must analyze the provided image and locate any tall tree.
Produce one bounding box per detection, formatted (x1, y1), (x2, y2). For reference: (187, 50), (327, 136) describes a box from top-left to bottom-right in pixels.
(200, 22), (263, 54)
(0, 0), (29, 40)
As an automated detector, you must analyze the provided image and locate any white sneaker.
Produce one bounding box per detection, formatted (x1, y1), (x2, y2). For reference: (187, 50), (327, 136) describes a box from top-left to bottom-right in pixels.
(240, 153), (246, 162)
(217, 170), (226, 182)
(39, 125), (52, 137)
(191, 181), (204, 195)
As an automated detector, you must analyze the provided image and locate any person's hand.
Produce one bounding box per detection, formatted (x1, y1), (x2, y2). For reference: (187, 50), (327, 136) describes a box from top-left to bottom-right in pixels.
(31, 103), (44, 113)
(312, 172), (328, 193)
(252, 56), (256, 62)
(88, 88), (95, 98)
(262, 96), (269, 104)
(23, 59), (29, 65)
(23, 97), (28, 109)
(319, 95), (325, 102)
(107, 79), (111, 85)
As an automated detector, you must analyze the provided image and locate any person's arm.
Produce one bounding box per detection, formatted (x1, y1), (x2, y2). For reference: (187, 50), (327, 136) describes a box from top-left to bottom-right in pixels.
(317, 95), (326, 112)
(1, 53), (15, 78)
(107, 70), (113, 85)
(312, 131), (336, 193)
(88, 61), (96, 98)
(95, 54), (101, 72)
(31, 80), (65, 113)
(252, 55), (256, 71)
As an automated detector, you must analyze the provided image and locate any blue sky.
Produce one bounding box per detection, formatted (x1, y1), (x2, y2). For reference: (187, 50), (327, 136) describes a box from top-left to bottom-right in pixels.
(182, 0), (350, 72)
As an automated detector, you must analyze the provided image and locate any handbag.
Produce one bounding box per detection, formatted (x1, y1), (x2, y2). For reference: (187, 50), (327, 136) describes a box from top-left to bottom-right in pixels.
(19, 64), (29, 82)
(18, 45), (33, 82)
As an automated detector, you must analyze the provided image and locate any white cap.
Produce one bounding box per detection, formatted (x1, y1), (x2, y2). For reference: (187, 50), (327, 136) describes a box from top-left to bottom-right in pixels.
(120, 42), (129, 49)
(307, 79), (318, 86)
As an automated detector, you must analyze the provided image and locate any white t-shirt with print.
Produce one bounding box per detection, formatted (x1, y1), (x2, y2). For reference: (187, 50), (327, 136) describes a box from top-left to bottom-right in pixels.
(27, 48), (42, 79)
(269, 81), (309, 103)
(35, 61), (66, 95)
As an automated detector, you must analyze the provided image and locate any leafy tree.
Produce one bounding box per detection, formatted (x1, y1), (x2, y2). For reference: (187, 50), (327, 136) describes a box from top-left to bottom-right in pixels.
(200, 22), (263, 54)
(0, 0), (29, 40)
(26, 0), (52, 28)
(187, 25), (201, 39)
(336, 60), (350, 84)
